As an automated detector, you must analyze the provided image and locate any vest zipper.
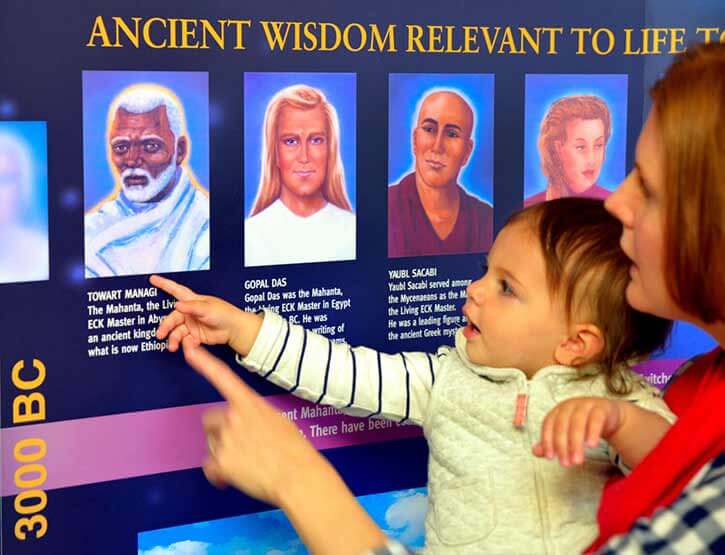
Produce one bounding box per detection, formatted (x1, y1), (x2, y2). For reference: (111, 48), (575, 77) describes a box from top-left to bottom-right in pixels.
(513, 392), (528, 428)
(522, 378), (554, 554)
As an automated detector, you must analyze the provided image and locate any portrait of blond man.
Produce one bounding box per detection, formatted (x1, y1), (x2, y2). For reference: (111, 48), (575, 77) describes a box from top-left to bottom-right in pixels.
(244, 74), (356, 267)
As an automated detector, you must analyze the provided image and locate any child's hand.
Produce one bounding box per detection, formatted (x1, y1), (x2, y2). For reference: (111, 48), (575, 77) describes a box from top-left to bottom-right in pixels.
(532, 397), (624, 467)
(150, 275), (248, 352)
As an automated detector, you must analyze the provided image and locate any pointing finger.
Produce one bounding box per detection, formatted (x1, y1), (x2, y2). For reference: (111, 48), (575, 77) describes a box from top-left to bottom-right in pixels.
(150, 274), (198, 302)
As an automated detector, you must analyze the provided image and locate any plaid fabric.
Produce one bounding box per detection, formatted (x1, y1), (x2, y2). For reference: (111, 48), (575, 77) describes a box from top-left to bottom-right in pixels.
(597, 452), (725, 554)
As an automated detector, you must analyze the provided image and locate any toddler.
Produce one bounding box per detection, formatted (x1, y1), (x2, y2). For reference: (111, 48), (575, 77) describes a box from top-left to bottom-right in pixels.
(152, 197), (674, 554)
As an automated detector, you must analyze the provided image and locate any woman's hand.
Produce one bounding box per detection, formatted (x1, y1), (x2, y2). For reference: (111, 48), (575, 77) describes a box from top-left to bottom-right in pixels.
(182, 336), (387, 554)
(183, 336), (321, 504)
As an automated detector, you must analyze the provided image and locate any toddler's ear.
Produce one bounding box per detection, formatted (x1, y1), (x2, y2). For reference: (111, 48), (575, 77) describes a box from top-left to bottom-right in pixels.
(554, 324), (604, 367)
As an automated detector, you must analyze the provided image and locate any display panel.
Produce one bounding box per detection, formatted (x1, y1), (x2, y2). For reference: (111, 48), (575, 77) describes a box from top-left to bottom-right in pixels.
(0, 2), (721, 553)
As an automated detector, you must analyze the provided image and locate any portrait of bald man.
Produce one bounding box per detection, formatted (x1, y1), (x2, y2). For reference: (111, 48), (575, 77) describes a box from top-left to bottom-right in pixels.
(388, 78), (494, 258)
(84, 79), (209, 278)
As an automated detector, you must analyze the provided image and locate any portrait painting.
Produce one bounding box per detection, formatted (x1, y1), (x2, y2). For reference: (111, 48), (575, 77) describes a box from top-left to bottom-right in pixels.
(82, 70), (210, 278)
(388, 73), (494, 258)
(244, 72), (356, 267)
(0, 121), (49, 284)
(524, 74), (628, 206)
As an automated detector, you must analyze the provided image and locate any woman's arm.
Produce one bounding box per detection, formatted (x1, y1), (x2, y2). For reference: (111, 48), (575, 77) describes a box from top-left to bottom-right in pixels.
(278, 454), (388, 555)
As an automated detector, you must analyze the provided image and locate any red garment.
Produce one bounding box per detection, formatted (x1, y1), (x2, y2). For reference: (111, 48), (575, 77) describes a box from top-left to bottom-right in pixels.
(587, 347), (725, 552)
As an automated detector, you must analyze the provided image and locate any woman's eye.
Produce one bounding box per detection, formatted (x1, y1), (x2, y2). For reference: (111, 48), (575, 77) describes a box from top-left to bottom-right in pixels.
(283, 137), (298, 146)
(637, 175), (651, 200)
(310, 136), (325, 145)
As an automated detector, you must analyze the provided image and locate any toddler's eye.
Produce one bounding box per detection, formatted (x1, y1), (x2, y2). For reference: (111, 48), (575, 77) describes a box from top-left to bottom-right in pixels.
(500, 279), (515, 296)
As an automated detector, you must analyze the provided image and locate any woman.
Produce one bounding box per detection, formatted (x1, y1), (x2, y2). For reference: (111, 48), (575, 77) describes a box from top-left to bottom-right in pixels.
(185, 42), (724, 554)
(585, 40), (725, 552)
(526, 94), (612, 206)
(244, 84), (356, 267)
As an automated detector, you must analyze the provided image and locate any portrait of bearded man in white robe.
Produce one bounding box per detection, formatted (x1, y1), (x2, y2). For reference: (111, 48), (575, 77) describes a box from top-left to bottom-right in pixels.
(84, 83), (209, 278)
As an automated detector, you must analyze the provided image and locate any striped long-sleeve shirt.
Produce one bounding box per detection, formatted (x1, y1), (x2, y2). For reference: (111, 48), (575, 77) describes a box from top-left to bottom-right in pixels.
(237, 309), (443, 425)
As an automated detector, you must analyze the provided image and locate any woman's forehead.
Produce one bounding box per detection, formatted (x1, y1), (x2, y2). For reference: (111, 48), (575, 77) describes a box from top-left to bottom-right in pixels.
(634, 112), (664, 188)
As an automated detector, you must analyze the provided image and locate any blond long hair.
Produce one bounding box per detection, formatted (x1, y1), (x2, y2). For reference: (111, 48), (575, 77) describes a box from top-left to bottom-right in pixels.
(538, 95), (611, 197)
(250, 84), (351, 216)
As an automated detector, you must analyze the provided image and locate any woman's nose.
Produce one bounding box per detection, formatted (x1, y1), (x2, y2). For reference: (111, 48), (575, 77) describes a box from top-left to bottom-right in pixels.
(605, 176), (636, 228)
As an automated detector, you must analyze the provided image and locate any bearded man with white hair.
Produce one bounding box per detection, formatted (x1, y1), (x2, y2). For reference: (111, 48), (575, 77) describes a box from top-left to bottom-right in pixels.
(85, 83), (209, 278)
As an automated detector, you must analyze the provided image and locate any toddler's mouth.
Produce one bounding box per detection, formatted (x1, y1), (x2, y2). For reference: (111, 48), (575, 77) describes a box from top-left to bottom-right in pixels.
(463, 321), (480, 339)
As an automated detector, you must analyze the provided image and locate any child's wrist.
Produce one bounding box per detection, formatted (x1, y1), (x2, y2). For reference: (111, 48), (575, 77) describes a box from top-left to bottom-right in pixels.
(228, 310), (264, 357)
(605, 400), (628, 440)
